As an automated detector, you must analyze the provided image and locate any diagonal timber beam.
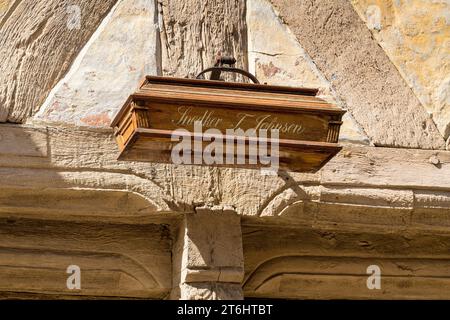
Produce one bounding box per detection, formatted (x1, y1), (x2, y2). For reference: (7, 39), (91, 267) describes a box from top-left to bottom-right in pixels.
(267, 0), (445, 149)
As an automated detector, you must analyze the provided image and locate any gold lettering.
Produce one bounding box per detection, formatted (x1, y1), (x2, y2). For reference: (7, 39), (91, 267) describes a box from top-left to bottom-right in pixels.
(172, 106), (304, 136)
(234, 113), (255, 130)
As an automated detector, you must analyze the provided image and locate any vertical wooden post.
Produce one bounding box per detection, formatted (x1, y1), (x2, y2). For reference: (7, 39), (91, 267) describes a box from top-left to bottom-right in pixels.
(159, 0), (248, 299)
(158, 0), (248, 80)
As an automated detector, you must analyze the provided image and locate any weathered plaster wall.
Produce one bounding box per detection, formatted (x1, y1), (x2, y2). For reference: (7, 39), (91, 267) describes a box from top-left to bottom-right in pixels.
(351, 0), (450, 141)
(34, 0), (159, 127)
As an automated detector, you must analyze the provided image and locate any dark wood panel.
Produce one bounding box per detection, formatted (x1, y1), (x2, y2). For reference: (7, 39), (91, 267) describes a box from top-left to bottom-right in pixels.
(111, 76), (344, 173)
(117, 128), (341, 172)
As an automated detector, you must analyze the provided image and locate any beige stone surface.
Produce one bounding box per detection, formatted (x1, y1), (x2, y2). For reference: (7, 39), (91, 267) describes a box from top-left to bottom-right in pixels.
(0, 0), (118, 123)
(34, 0), (159, 127)
(268, 0), (445, 149)
(1, 123), (450, 299)
(351, 0), (450, 139)
(243, 254), (450, 299)
(0, 218), (172, 298)
(156, 0), (253, 211)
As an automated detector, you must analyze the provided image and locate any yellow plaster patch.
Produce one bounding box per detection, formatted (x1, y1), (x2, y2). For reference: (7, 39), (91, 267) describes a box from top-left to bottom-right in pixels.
(351, 0), (450, 138)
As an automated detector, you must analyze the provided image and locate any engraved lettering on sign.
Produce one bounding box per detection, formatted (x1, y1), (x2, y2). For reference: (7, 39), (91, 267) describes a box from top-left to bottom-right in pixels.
(172, 106), (223, 128)
(254, 115), (304, 134)
(172, 106), (305, 136)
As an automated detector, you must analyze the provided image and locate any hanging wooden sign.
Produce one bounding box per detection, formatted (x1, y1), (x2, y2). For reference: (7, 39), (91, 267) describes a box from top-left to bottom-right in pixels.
(111, 75), (345, 172)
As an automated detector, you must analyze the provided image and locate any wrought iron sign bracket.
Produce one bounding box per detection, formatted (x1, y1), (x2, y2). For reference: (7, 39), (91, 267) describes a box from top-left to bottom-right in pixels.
(196, 56), (260, 84)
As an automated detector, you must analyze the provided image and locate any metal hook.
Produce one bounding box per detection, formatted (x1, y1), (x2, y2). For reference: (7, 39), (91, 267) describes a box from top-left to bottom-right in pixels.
(196, 56), (260, 84)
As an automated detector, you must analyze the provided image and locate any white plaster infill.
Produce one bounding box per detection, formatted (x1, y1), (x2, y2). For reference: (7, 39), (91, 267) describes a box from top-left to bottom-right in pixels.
(33, 0), (124, 120)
